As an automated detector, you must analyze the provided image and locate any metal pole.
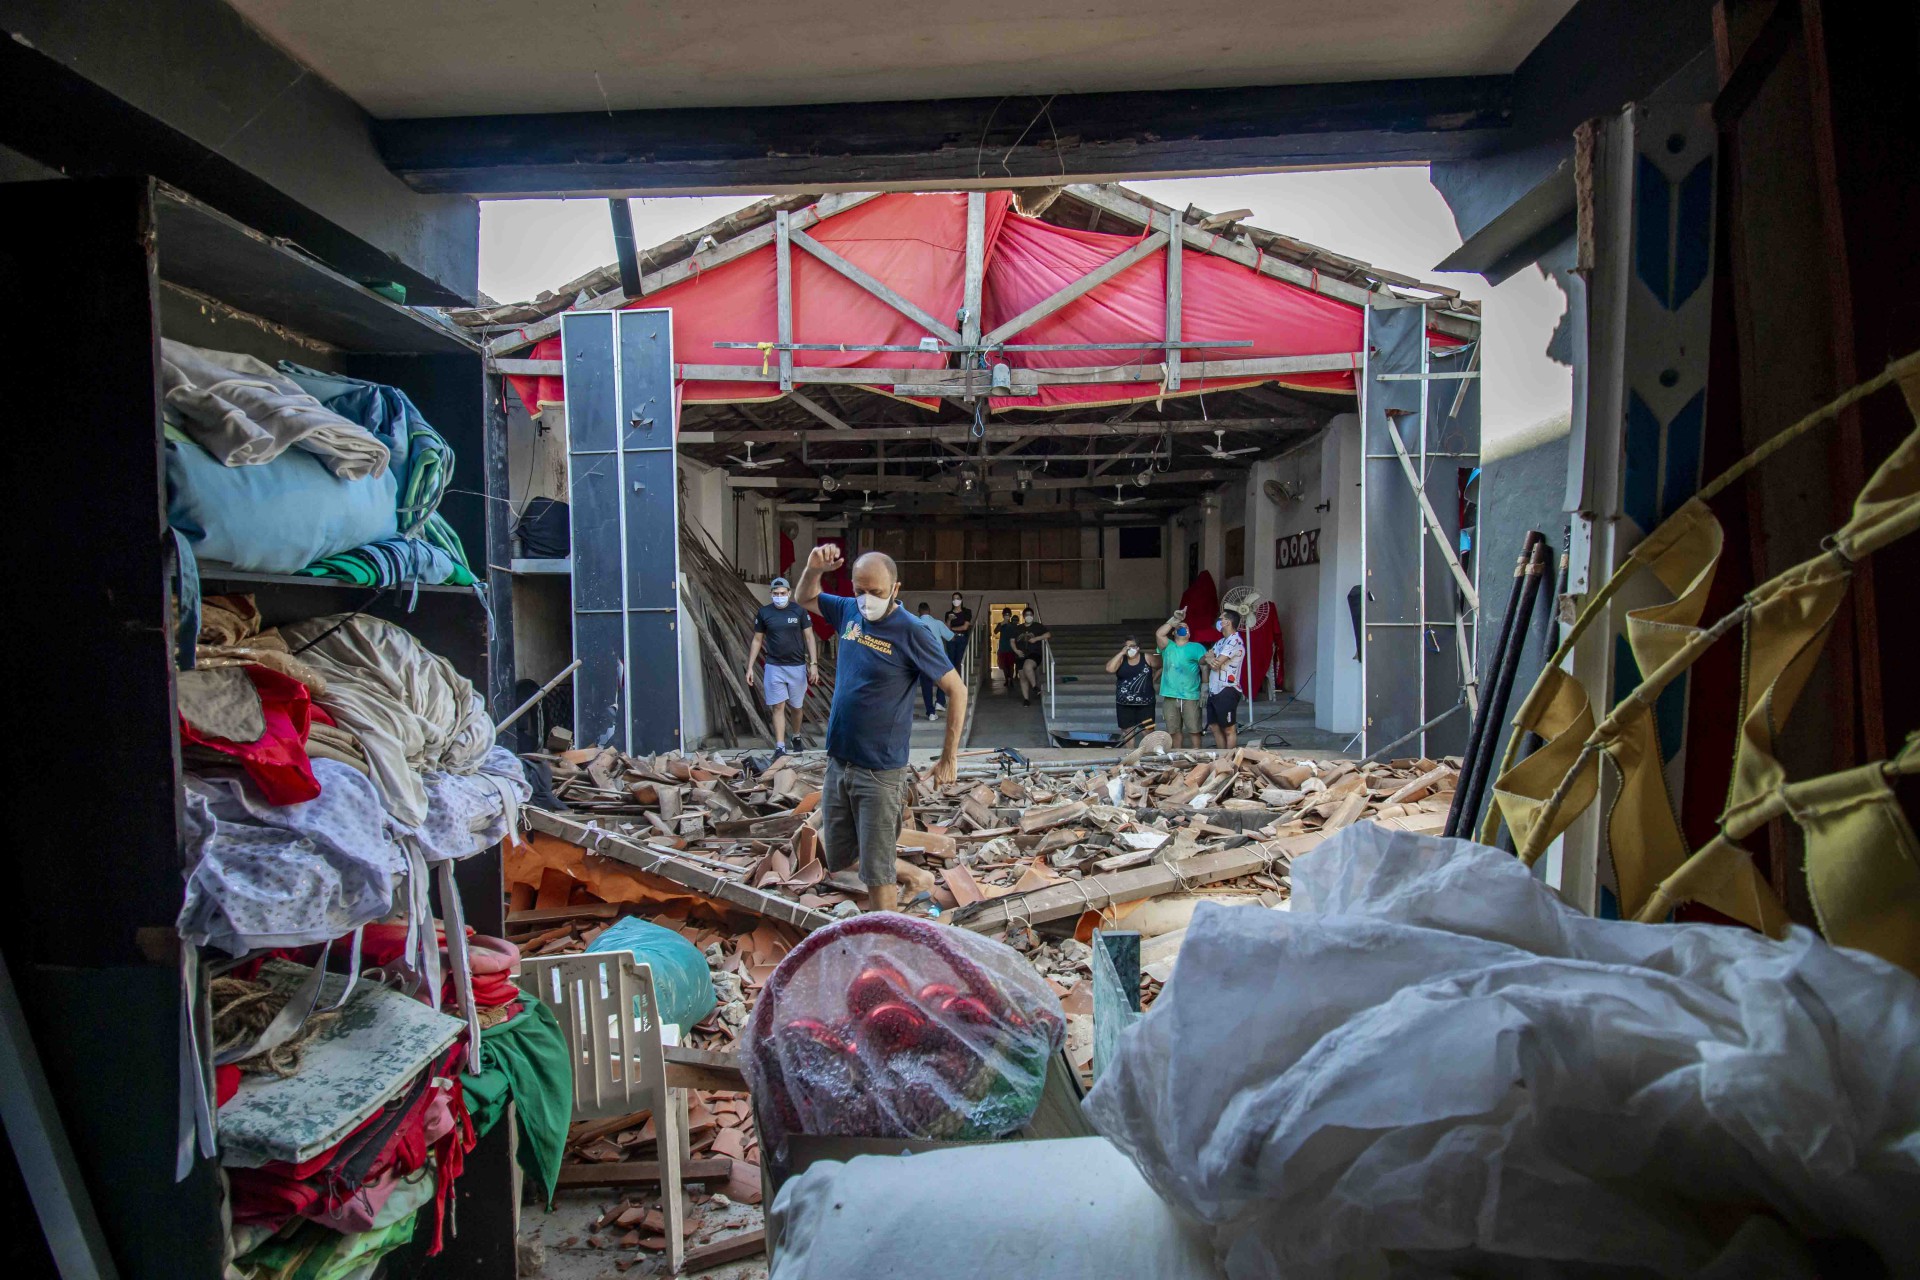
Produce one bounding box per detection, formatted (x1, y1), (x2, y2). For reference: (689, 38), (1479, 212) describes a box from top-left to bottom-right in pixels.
(1451, 538), (1550, 841)
(496, 658), (585, 737)
(1445, 533), (1542, 837)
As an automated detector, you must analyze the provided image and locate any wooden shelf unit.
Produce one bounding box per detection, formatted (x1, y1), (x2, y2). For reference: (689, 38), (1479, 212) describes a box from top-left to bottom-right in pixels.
(1, 176), (517, 1279)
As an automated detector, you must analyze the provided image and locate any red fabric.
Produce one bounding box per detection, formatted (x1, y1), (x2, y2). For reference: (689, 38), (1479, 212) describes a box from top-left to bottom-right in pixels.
(228, 1048), (473, 1252)
(508, 193), (1013, 413)
(981, 211), (1362, 411)
(215, 1064), (241, 1108)
(179, 665), (319, 804)
(504, 191), (1454, 420)
(1177, 571), (1222, 645)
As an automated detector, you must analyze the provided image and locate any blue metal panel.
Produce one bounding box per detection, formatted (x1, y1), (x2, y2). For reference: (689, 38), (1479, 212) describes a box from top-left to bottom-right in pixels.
(1623, 390), (1662, 533)
(564, 308), (682, 753)
(1660, 390), (1706, 520)
(1362, 304), (1428, 753)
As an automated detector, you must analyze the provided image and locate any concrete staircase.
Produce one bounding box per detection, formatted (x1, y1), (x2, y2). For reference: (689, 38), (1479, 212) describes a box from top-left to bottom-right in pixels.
(1039, 621), (1163, 737)
(1043, 621), (1356, 751)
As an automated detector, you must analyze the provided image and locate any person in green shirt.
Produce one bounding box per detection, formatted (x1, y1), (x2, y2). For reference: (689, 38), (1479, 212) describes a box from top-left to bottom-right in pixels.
(1154, 608), (1207, 748)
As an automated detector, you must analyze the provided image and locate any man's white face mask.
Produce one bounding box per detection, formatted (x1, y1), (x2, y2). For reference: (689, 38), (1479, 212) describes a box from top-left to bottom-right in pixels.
(857, 591), (893, 622)
(771, 592), (790, 607)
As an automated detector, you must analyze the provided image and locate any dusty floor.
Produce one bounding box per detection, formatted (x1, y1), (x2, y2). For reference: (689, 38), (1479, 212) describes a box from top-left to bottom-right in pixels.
(521, 1187), (768, 1279)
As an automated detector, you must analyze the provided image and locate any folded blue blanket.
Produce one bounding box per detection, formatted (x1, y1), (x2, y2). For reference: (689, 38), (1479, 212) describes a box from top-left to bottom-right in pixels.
(166, 426), (398, 573)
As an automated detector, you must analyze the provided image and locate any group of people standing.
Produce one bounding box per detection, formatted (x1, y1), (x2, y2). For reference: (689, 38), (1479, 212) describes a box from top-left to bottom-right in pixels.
(1104, 606), (1248, 749)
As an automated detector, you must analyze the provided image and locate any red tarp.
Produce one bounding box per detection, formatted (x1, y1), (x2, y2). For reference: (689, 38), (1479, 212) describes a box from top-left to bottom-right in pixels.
(980, 214), (1362, 411)
(506, 192), (1385, 418)
(508, 193), (1011, 412)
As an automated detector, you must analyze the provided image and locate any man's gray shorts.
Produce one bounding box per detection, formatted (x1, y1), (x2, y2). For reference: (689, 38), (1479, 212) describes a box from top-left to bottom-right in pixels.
(763, 662), (808, 708)
(821, 756), (910, 888)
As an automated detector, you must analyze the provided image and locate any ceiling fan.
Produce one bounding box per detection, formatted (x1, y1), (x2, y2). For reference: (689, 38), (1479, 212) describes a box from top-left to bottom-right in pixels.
(842, 490), (896, 513)
(1102, 483), (1145, 508)
(725, 441), (785, 470)
(1201, 428), (1260, 461)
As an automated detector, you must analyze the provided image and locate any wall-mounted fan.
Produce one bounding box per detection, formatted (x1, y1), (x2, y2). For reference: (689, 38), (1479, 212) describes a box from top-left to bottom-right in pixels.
(1264, 477), (1304, 504)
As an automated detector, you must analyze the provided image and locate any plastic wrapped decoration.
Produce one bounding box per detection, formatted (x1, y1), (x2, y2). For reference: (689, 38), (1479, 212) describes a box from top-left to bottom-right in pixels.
(743, 913), (1065, 1160)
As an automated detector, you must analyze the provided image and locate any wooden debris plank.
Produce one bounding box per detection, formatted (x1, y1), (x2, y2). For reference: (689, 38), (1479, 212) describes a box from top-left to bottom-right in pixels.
(554, 1156), (732, 1188)
(949, 845), (1280, 934)
(526, 809), (835, 932)
(663, 1045), (748, 1092)
(681, 1228), (767, 1269)
(506, 902), (624, 928)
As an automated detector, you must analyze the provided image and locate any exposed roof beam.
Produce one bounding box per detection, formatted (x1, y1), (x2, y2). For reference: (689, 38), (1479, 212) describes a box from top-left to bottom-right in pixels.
(787, 391), (853, 430)
(1062, 184), (1480, 339)
(493, 352), (1361, 386)
(375, 78), (1510, 196)
(486, 191), (880, 355)
(788, 227), (962, 345)
(728, 466), (1237, 494)
(981, 230), (1169, 346)
(678, 417), (1312, 444)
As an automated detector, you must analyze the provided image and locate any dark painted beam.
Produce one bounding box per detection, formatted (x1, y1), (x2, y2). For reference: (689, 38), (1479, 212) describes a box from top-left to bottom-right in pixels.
(375, 78), (1511, 196)
(0, 0), (477, 304)
(1508, 0), (1718, 147)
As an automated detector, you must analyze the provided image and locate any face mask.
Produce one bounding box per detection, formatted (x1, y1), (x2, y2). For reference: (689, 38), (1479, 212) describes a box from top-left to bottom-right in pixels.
(1216, 618), (1227, 633)
(1175, 627), (1189, 640)
(1125, 645), (1139, 658)
(952, 597), (963, 607)
(858, 592), (893, 622)
(771, 593), (789, 607)
(1023, 615), (1035, 624)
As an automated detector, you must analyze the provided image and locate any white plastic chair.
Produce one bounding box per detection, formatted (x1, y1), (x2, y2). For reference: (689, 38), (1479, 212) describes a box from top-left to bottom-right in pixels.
(520, 952), (691, 1272)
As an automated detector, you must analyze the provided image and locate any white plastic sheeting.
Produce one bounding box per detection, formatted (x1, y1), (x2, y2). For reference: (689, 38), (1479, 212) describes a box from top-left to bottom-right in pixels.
(769, 1137), (1220, 1280)
(1085, 824), (1920, 1278)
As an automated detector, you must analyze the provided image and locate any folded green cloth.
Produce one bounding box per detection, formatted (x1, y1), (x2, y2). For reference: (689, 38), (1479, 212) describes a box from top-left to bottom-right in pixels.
(460, 1001), (572, 1205)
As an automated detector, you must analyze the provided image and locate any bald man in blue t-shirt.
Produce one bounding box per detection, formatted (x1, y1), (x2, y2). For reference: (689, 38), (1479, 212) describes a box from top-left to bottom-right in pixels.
(796, 544), (968, 912)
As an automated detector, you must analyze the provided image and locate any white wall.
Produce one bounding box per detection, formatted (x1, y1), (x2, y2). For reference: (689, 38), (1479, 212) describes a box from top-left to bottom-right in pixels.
(1099, 525), (1169, 621)
(1246, 450), (1323, 695)
(1315, 414), (1364, 734)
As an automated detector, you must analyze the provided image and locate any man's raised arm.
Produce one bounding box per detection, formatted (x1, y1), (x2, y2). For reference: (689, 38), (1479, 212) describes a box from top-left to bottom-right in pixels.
(795, 543), (843, 617)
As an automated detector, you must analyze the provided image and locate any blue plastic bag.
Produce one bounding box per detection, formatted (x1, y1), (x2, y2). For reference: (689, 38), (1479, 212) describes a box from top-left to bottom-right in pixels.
(586, 917), (717, 1030)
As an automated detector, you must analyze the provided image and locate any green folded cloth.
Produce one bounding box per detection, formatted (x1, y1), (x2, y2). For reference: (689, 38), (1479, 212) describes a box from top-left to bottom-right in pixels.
(460, 1001), (572, 1205)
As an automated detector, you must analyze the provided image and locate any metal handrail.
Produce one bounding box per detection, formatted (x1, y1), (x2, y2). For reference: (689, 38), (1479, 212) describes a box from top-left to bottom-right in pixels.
(1047, 647), (1057, 722)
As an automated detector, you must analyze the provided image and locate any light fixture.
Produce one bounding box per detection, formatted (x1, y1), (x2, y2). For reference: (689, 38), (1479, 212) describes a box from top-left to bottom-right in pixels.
(990, 363), (1014, 395)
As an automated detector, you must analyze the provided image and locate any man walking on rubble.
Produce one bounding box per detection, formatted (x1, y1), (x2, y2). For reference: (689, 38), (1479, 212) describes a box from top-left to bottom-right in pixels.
(796, 545), (967, 912)
(746, 575), (820, 758)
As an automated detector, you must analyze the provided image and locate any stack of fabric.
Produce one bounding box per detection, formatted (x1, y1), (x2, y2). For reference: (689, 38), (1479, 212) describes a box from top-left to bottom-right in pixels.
(161, 341), (472, 586)
(173, 598), (566, 1268)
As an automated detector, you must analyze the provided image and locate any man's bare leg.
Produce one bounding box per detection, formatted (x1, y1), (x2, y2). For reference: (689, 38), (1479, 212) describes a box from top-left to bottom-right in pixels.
(1225, 725), (1238, 749)
(772, 703), (788, 745)
(868, 883), (900, 913)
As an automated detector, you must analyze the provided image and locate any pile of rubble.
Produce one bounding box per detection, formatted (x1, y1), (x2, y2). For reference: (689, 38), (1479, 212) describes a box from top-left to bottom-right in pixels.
(506, 744), (1456, 1263)
(524, 743), (1456, 924)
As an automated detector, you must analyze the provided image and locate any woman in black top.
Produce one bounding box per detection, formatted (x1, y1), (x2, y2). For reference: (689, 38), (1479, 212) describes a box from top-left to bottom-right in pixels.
(1104, 637), (1158, 731)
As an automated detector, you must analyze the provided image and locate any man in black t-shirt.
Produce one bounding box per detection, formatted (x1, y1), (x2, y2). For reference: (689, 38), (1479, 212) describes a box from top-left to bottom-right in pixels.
(747, 575), (819, 756)
(994, 607), (1019, 692)
(1011, 609), (1051, 707)
(940, 594), (973, 708)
